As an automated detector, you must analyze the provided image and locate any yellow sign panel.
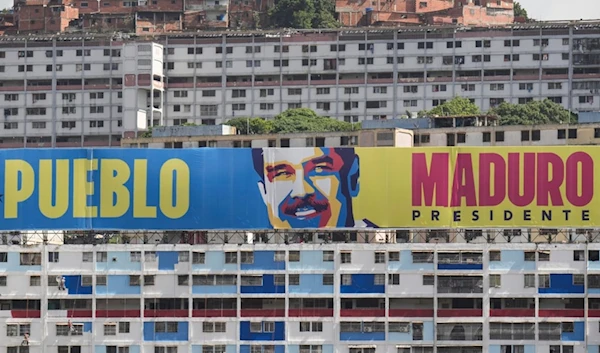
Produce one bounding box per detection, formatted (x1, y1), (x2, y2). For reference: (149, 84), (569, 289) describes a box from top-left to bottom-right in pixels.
(354, 147), (594, 228)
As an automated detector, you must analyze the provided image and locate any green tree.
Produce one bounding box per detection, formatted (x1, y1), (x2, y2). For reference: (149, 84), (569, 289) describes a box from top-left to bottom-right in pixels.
(423, 97), (482, 117)
(270, 108), (356, 133)
(491, 99), (577, 126)
(225, 117), (273, 135)
(513, 2), (530, 21)
(268, 0), (339, 29)
(226, 108), (357, 135)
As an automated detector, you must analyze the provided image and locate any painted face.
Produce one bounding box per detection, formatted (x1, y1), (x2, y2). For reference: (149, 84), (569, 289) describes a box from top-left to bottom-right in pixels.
(258, 148), (349, 229)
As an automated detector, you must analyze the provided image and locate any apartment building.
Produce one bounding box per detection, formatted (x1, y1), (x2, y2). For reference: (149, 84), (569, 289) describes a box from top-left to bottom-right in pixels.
(1, 22), (600, 147)
(1, 228), (600, 353)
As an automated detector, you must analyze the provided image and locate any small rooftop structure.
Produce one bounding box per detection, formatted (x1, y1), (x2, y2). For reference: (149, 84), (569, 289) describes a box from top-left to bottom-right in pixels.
(361, 115), (499, 130)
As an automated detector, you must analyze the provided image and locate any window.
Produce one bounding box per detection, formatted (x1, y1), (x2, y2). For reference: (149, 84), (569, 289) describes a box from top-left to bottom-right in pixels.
(119, 322), (130, 333)
(299, 322), (323, 332)
(178, 275), (189, 285)
(539, 274), (550, 288)
(0, 276), (6, 286)
(241, 251), (254, 264)
(274, 251), (285, 262)
(322, 274), (334, 285)
(388, 252), (400, 262)
(130, 251), (141, 262)
(573, 274), (584, 286)
(104, 324), (117, 336)
(490, 251), (501, 261)
(423, 275), (434, 286)
(57, 324), (83, 336)
(490, 274), (501, 288)
(225, 252), (237, 263)
(241, 276), (262, 286)
(323, 251), (334, 261)
(129, 276), (141, 286)
(538, 251), (550, 261)
(288, 251), (300, 262)
(7, 324), (31, 336)
(524, 252), (536, 261)
(573, 250), (585, 261)
(178, 251), (189, 262)
(96, 276), (107, 286)
(144, 275), (155, 286)
(82, 252), (93, 262)
(203, 322), (226, 333)
(155, 348), (177, 353)
(341, 252), (351, 264)
(388, 274), (400, 285)
(374, 252), (385, 263)
(48, 252), (59, 263)
(523, 274), (535, 288)
(97, 252), (107, 262)
(155, 322), (178, 333)
(20, 253), (41, 266)
(192, 252), (205, 264)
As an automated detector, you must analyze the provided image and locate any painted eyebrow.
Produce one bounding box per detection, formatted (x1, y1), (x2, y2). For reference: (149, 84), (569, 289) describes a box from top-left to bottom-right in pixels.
(266, 164), (292, 173)
(308, 156), (334, 165)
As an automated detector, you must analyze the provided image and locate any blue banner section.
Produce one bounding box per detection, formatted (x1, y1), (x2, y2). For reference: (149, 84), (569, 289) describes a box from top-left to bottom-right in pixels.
(0, 148), (269, 230)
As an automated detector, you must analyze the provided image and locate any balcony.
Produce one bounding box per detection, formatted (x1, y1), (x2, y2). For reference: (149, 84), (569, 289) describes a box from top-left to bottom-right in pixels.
(192, 298), (236, 317)
(240, 298), (285, 317)
(539, 298), (584, 318)
(144, 298), (188, 317)
(48, 299), (92, 318)
(1, 300), (41, 318)
(341, 298), (385, 317)
(437, 323), (483, 341)
(389, 298), (434, 317)
(288, 298), (333, 317)
(95, 299), (141, 318)
(438, 276), (483, 294)
(437, 252), (483, 270)
(490, 298), (535, 317)
(438, 297), (482, 317)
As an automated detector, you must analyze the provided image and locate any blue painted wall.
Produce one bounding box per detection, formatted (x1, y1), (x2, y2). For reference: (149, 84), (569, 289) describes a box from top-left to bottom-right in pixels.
(95, 251), (142, 272)
(193, 346), (236, 353)
(588, 345), (599, 353)
(388, 332), (411, 342)
(241, 251), (286, 271)
(387, 250), (434, 271)
(423, 322), (434, 341)
(288, 274), (334, 294)
(489, 250), (536, 271)
(0, 252), (42, 272)
(96, 346), (140, 353)
(340, 274), (385, 294)
(538, 274), (584, 294)
(288, 251), (335, 271)
(239, 321), (285, 341)
(96, 275), (141, 295)
(82, 322), (92, 333)
(143, 322), (189, 341)
(192, 251), (237, 272)
(589, 261), (600, 271)
(157, 251), (179, 270)
(438, 263), (482, 270)
(340, 331), (385, 341)
(240, 346), (284, 353)
(241, 274), (285, 294)
(561, 322), (585, 341)
(64, 275), (93, 295)
(289, 345), (333, 353)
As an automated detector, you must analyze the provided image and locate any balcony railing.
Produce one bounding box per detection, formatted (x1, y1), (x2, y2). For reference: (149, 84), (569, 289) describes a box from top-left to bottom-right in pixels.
(143, 309), (188, 317)
(95, 310), (141, 318)
(288, 308), (334, 317)
(240, 309), (285, 317)
(340, 309), (385, 317)
(437, 309), (482, 317)
(490, 309), (535, 317)
(192, 309), (236, 317)
(388, 309), (434, 317)
(538, 309), (585, 318)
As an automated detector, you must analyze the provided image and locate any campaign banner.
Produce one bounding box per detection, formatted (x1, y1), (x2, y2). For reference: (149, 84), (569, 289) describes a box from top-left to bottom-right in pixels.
(0, 147), (594, 230)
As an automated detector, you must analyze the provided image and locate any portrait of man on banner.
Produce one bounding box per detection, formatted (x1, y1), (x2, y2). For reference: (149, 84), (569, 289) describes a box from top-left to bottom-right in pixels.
(251, 147), (376, 229)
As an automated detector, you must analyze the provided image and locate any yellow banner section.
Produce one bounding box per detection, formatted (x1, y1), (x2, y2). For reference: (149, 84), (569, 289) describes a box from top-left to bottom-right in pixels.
(354, 147), (596, 228)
